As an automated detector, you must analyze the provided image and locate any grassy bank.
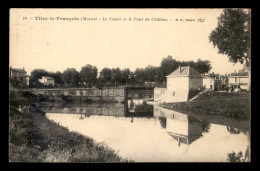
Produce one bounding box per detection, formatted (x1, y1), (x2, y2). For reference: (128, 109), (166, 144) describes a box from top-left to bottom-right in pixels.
(160, 91), (251, 120)
(9, 92), (131, 162)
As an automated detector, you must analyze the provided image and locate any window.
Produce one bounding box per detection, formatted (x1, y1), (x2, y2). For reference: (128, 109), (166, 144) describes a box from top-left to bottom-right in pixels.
(235, 77), (237, 82)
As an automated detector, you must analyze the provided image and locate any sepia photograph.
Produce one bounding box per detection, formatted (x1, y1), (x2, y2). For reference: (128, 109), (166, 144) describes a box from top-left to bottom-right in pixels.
(9, 8), (251, 162)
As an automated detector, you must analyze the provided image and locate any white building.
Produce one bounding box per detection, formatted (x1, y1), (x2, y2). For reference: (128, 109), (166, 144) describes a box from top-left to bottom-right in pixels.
(153, 105), (203, 146)
(39, 76), (55, 86)
(228, 72), (249, 90)
(166, 66), (202, 102)
(154, 66), (203, 102)
(203, 76), (215, 90)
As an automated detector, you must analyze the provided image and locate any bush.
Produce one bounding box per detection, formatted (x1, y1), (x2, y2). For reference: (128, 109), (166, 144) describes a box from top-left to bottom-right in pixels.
(9, 102), (130, 162)
(160, 92), (250, 120)
(188, 89), (202, 100)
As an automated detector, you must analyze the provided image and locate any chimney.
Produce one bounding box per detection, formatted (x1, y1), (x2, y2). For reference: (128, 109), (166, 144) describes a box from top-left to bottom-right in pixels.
(179, 66), (181, 74)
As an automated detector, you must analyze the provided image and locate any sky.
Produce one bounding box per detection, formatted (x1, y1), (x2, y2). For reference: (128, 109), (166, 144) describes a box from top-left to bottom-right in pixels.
(10, 8), (244, 76)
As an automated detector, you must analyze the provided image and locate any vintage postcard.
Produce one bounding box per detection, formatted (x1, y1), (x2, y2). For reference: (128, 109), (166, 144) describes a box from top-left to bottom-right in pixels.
(9, 8), (251, 162)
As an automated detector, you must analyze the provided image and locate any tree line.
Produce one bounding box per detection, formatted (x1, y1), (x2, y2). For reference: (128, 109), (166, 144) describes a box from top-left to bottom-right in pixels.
(29, 56), (212, 88)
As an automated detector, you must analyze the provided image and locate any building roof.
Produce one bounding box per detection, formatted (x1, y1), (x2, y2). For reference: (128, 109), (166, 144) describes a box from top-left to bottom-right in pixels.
(42, 76), (54, 80)
(230, 72), (249, 76)
(10, 68), (26, 73)
(166, 66), (202, 77)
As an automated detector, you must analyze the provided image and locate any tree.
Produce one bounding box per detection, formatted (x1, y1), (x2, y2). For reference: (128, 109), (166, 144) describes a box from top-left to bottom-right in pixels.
(61, 68), (80, 87)
(99, 68), (112, 86)
(158, 56), (212, 86)
(111, 67), (122, 86)
(48, 71), (64, 87)
(128, 72), (136, 84)
(121, 68), (131, 85)
(29, 69), (50, 87)
(52, 71), (63, 87)
(30, 69), (50, 80)
(10, 77), (26, 88)
(134, 68), (146, 84)
(193, 59), (212, 75)
(144, 65), (160, 82)
(79, 64), (98, 87)
(159, 56), (180, 83)
(30, 69), (64, 88)
(209, 9), (251, 92)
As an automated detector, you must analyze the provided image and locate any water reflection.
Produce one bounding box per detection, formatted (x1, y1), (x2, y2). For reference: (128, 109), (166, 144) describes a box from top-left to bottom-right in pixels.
(227, 145), (250, 162)
(158, 117), (166, 129)
(126, 99), (153, 118)
(43, 100), (250, 162)
(227, 126), (240, 134)
(40, 103), (127, 117)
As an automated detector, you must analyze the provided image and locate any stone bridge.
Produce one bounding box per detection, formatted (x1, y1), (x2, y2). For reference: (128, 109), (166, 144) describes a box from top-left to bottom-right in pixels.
(22, 87), (154, 103)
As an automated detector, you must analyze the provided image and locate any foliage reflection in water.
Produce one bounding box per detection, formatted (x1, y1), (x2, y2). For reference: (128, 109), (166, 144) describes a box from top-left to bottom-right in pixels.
(42, 99), (250, 162)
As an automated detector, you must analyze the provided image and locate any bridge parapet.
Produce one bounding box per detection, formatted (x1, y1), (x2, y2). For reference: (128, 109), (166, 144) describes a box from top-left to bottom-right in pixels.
(23, 87), (126, 102)
(21, 87), (154, 102)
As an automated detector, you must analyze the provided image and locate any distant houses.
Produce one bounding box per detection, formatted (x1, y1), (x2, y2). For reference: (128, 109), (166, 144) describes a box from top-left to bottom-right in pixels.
(228, 72), (249, 90)
(154, 65), (251, 103)
(202, 76), (215, 90)
(9, 67), (29, 88)
(39, 76), (55, 86)
(202, 74), (228, 90)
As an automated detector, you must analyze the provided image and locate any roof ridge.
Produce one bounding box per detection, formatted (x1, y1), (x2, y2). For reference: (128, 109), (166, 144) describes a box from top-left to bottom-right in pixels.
(166, 66), (201, 77)
(189, 67), (201, 75)
(11, 68), (27, 72)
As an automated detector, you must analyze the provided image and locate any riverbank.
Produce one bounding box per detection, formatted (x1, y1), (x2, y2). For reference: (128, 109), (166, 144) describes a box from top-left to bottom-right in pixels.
(159, 91), (251, 121)
(9, 92), (131, 162)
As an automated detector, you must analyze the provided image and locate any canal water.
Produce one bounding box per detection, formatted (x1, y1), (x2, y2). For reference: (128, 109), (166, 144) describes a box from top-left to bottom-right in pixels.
(41, 99), (250, 162)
